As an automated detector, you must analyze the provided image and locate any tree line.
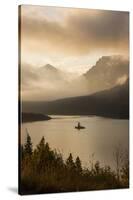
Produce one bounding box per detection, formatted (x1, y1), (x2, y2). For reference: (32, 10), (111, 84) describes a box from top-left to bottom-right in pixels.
(19, 133), (129, 195)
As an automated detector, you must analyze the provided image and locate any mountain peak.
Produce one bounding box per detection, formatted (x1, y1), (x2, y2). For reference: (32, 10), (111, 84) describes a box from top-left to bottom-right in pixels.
(39, 64), (58, 73)
(44, 64), (57, 71)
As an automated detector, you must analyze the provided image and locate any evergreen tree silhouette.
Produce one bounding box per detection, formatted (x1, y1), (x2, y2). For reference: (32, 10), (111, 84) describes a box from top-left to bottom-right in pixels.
(75, 156), (82, 173)
(37, 136), (45, 153)
(66, 153), (75, 171)
(24, 131), (32, 156)
(36, 136), (46, 171)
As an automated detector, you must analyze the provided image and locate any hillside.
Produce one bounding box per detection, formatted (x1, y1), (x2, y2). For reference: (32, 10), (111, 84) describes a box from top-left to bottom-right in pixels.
(83, 55), (129, 94)
(22, 80), (129, 119)
(21, 113), (51, 123)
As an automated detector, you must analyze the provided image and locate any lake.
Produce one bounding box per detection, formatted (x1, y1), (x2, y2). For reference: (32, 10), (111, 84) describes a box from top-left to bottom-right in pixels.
(21, 116), (129, 169)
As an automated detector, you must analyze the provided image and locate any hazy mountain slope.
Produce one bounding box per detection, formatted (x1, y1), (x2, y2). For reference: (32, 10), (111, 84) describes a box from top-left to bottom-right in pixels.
(22, 80), (129, 119)
(21, 56), (129, 101)
(21, 63), (89, 101)
(38, 64), (68, 82)
(83, 55), (129, 94)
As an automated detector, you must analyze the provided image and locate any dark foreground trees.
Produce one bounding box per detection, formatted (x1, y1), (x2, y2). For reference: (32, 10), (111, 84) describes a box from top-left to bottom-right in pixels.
(20, 134), (129, 195)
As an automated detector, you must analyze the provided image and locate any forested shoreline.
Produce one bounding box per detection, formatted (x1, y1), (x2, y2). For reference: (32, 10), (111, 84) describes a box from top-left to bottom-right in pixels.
(19, 134), (129, 195)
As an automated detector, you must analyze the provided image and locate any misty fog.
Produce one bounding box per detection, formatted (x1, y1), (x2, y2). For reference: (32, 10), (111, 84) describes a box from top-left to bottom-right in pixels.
(21, 55), (129, 102)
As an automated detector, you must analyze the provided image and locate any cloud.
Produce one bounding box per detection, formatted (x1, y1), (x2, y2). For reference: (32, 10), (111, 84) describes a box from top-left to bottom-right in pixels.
(116, 75), (128, 85)
(84, 55), (129, 93)
(20, 6), (129, 57)
(20, 6), (129, 101)
(21, 55), (129, 101)
(21, 63), (39, 90)
(21, 63), (89, 101)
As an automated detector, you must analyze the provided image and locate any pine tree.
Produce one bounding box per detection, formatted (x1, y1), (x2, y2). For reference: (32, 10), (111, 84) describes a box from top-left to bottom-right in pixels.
(44, 142), (54, 166)
(45, 142), (50, 152)
(94, 161), (100, 174)
(24, 133), (33, 156)
(75, 156), (82, 174)
(66, 153), (75, 171)
(36, 137), (46, 171)
(37, 136), (45, 153)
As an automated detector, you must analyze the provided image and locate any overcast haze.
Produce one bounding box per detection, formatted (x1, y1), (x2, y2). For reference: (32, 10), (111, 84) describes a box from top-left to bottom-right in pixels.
(20, 5), (129, 101)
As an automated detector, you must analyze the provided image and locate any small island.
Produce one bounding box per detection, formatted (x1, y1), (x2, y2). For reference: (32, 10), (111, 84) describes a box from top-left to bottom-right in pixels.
(21, 113), (51, 123)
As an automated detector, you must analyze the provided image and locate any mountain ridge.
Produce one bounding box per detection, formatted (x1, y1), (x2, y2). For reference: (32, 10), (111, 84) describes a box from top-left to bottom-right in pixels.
(22, 80), (129, 119)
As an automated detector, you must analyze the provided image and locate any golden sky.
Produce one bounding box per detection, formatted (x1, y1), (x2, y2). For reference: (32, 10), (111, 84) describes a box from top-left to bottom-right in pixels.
(20, 5), (129, 73)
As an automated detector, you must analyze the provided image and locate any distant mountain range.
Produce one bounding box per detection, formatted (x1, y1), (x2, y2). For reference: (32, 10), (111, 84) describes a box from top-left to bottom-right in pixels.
(21, 55), (129, 119)
(40, 56), (129, 95)
(21, 55), (129, 101)
(22, 79), (129, 119)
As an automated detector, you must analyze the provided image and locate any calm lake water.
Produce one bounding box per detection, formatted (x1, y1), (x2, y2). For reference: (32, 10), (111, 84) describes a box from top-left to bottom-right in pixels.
(21, 116), (129, 169)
